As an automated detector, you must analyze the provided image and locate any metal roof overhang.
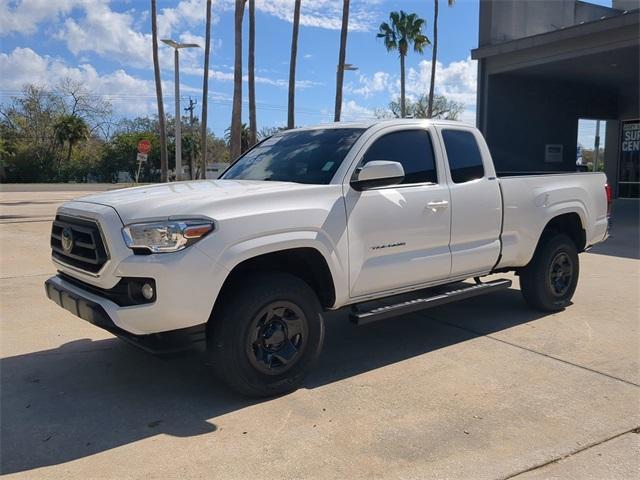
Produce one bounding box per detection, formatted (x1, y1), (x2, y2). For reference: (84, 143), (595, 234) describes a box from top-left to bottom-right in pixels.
(471, 10), (639, 90)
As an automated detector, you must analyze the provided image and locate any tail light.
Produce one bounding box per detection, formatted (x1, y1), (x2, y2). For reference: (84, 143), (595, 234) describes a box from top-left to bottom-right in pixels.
(605, 183), (613, 217)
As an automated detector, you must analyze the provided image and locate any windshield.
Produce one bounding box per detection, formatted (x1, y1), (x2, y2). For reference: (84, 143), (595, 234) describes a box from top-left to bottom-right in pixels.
(221, 128), (365, 184)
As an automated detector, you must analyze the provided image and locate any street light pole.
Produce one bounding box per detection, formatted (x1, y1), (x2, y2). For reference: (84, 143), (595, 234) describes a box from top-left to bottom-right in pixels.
(173, 47), (181, 180)
(161, 39), (200, 181)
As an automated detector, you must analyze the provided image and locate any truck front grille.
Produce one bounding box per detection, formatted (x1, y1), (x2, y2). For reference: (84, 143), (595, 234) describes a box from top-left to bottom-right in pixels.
(51, 215), (109, 274)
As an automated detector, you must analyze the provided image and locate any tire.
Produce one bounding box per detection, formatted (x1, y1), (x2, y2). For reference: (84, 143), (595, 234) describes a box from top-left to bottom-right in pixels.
(208, 272), (325, 397)
(520, 233), (579, 312)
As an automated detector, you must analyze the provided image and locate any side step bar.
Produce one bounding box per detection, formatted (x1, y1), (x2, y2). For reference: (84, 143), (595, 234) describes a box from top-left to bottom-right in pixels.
(350, 278), (512, 326)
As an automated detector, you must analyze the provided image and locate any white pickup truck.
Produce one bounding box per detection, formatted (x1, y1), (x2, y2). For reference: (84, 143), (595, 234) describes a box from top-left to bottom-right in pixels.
(45, 119), (610, 396)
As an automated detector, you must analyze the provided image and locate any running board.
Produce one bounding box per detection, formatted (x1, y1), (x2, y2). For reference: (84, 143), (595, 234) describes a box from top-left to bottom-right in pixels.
(350, 279), (512, 326)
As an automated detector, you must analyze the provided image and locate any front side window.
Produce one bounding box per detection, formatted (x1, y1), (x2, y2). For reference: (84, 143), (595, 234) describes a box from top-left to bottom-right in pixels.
(221, 128), (364, 184)
(442, 129), (485, 183)
(361, 129), (438, 184)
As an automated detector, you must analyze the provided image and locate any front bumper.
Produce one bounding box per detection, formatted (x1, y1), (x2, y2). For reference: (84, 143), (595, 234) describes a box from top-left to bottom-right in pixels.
(45, 276), (206, 354)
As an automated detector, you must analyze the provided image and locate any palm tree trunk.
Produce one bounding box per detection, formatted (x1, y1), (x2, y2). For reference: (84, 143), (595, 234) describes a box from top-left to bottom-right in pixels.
(287, 0), (301, 129)
(151, 0), (168, 182)
(334, 0), (349, 122)
(230, 0), (245, 161)
(248, 0), (257, 146)
(400, 54), (406, 118)
(67, 142), (73, 164)
(427, 0), (439, 118)
(200, 0), (212, 179)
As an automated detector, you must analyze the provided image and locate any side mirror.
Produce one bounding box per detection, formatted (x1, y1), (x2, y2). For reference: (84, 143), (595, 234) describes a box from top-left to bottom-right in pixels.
(350, 161), (405, 191)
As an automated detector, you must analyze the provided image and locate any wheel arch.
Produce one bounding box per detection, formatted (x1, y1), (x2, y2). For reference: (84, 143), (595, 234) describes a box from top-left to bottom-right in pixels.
(210, 247), (337, 325)
(539, 212), (586, 252)
(521, 212), (586, 271)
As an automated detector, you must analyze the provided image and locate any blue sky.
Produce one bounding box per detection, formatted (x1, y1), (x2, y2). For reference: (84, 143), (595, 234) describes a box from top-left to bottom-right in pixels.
(0, 0), (482, 136)
(0, 0), (610, 145)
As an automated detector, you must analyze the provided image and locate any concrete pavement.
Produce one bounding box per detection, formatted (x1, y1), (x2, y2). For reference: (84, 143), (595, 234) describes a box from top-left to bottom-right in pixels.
(1, 188), (638, 479)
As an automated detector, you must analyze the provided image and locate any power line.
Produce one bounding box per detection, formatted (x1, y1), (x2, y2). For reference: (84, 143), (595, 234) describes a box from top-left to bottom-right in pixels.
(0, 90), (330, 117)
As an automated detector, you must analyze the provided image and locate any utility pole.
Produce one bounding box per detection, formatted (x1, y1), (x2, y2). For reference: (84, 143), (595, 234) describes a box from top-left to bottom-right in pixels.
(184, 97), (197, 180)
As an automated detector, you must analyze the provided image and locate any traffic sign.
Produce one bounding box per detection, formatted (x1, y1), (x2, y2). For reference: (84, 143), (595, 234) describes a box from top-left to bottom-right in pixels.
(137, 139), (151, 154)
(137, 153), (148, 163)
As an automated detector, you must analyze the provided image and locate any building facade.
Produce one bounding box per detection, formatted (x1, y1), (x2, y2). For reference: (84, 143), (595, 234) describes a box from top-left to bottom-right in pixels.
(473, 0), (639, 198)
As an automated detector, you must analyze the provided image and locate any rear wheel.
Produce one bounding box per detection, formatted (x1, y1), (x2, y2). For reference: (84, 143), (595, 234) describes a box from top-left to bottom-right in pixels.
(520, 233), (579, 312)
(208, 272), (324, 397)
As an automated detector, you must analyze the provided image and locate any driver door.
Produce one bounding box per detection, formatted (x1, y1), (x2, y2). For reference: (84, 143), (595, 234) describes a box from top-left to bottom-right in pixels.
(344, 127), (452, 298)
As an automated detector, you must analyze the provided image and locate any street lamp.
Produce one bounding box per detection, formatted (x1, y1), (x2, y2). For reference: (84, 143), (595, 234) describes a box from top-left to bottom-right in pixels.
(334, 63), (358, 122)
(161, 39), (200, 181)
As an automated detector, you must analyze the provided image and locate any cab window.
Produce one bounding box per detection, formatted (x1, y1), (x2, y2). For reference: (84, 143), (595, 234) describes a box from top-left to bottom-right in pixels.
(362, 130), (438, 184)
(442, 129), (485, 183)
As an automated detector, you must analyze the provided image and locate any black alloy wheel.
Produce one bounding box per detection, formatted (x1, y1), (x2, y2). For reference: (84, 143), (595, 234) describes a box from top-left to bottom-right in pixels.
(548, 252), (574, 297)
(247, 301), (308, 375)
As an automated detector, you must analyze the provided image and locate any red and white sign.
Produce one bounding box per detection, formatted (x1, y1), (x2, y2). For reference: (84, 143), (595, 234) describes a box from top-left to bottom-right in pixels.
(137, 139), (152, 154)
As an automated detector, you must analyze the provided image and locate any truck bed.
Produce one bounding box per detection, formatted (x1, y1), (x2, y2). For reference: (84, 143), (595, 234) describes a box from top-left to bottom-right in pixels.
(497, 172), (608, 269)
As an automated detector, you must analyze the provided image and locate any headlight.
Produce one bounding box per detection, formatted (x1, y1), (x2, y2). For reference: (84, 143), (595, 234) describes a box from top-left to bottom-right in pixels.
(122, 219), (214, 253)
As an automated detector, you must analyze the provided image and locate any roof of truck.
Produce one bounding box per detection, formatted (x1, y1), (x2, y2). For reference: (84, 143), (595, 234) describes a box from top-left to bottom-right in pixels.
(293, 118), (471, 131)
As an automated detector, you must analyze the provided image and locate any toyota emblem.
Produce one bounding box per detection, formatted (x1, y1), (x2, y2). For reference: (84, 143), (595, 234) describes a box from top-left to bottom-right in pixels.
(61, 227), (74, 254)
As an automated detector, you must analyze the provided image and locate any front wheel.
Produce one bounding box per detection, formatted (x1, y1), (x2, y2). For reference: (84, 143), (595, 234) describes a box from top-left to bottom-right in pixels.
(519, 233), (579, 312)
(208, 272), (325, 397)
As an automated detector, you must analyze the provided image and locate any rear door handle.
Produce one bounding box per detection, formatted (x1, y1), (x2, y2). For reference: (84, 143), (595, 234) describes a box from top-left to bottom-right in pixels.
(427, 200), (449, 211)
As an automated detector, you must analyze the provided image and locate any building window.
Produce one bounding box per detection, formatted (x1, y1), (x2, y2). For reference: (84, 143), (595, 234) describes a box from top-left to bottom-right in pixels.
(442, 129), (485, 183)
(362, 130), (438, 184)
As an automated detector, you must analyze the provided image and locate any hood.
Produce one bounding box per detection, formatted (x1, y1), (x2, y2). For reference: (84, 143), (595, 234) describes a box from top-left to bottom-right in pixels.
(75, 180), (325, 224)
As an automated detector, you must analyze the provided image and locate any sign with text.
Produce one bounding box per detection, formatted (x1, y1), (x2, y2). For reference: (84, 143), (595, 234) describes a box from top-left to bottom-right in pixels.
(544, 144), (563, 163)
(619, 121), (639, 198)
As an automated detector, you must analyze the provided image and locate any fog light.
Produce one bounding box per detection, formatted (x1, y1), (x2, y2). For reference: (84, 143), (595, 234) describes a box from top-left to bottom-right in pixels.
(141, 283), (154, 300)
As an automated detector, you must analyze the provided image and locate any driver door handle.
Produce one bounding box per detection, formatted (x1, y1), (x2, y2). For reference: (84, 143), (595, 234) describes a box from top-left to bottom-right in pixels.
(427, 200), (449, 211)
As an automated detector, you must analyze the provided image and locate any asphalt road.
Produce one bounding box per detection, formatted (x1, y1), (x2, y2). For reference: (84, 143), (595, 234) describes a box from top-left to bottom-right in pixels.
(1, 187), (638, 479)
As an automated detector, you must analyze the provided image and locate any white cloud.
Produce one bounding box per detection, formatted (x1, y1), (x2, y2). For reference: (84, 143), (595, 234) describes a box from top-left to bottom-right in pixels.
(158, 0), (222, 38)
(348, 71), (391, 98)
(0, 0), (79, 36)
(340, 99), (375, 121)
(406, 57), (478, 107)
(1, 47), (161, 116)
(348, 57), (478, 122)
(253, 0), (376, 32)
(55, 1), (152, 67)
(182, 66), (321, 89)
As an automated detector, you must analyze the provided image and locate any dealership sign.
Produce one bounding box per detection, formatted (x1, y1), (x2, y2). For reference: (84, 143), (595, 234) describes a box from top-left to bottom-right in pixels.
(619, 121), (640, 198)
(621, 122), (640, 153)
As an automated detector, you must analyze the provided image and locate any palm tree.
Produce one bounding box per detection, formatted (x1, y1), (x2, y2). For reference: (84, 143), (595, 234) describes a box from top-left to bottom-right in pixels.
(225, 123), (251, 155)
(334, 0), (350, 122)
(377, 11), (429, 118)
(287, 0), (302, 129)
(230, 0), (245, 160)
(54, 114), (89, 165)
(427, 0), (455, 118)
(248, 0), (257, 146)
(200, 0), (213, 179)
(151, 0), (168, 182)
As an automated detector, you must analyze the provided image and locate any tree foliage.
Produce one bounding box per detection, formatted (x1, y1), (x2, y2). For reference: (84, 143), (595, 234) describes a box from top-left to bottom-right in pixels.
(54, 114), (90, 165)
(225, 123), (251, 155)
(377, 11), (429, 118)
(0, 81), (229, 183)
(376, 94), (464, 121)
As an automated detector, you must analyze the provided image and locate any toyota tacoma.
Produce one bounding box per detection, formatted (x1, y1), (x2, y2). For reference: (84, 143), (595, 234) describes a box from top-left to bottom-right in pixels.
(45, 120), (610, 396)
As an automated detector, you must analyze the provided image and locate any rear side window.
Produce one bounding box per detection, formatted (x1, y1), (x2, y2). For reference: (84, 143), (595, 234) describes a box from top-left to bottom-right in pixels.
(442, 129), (485, 183)
(362, 130), (437, 184)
